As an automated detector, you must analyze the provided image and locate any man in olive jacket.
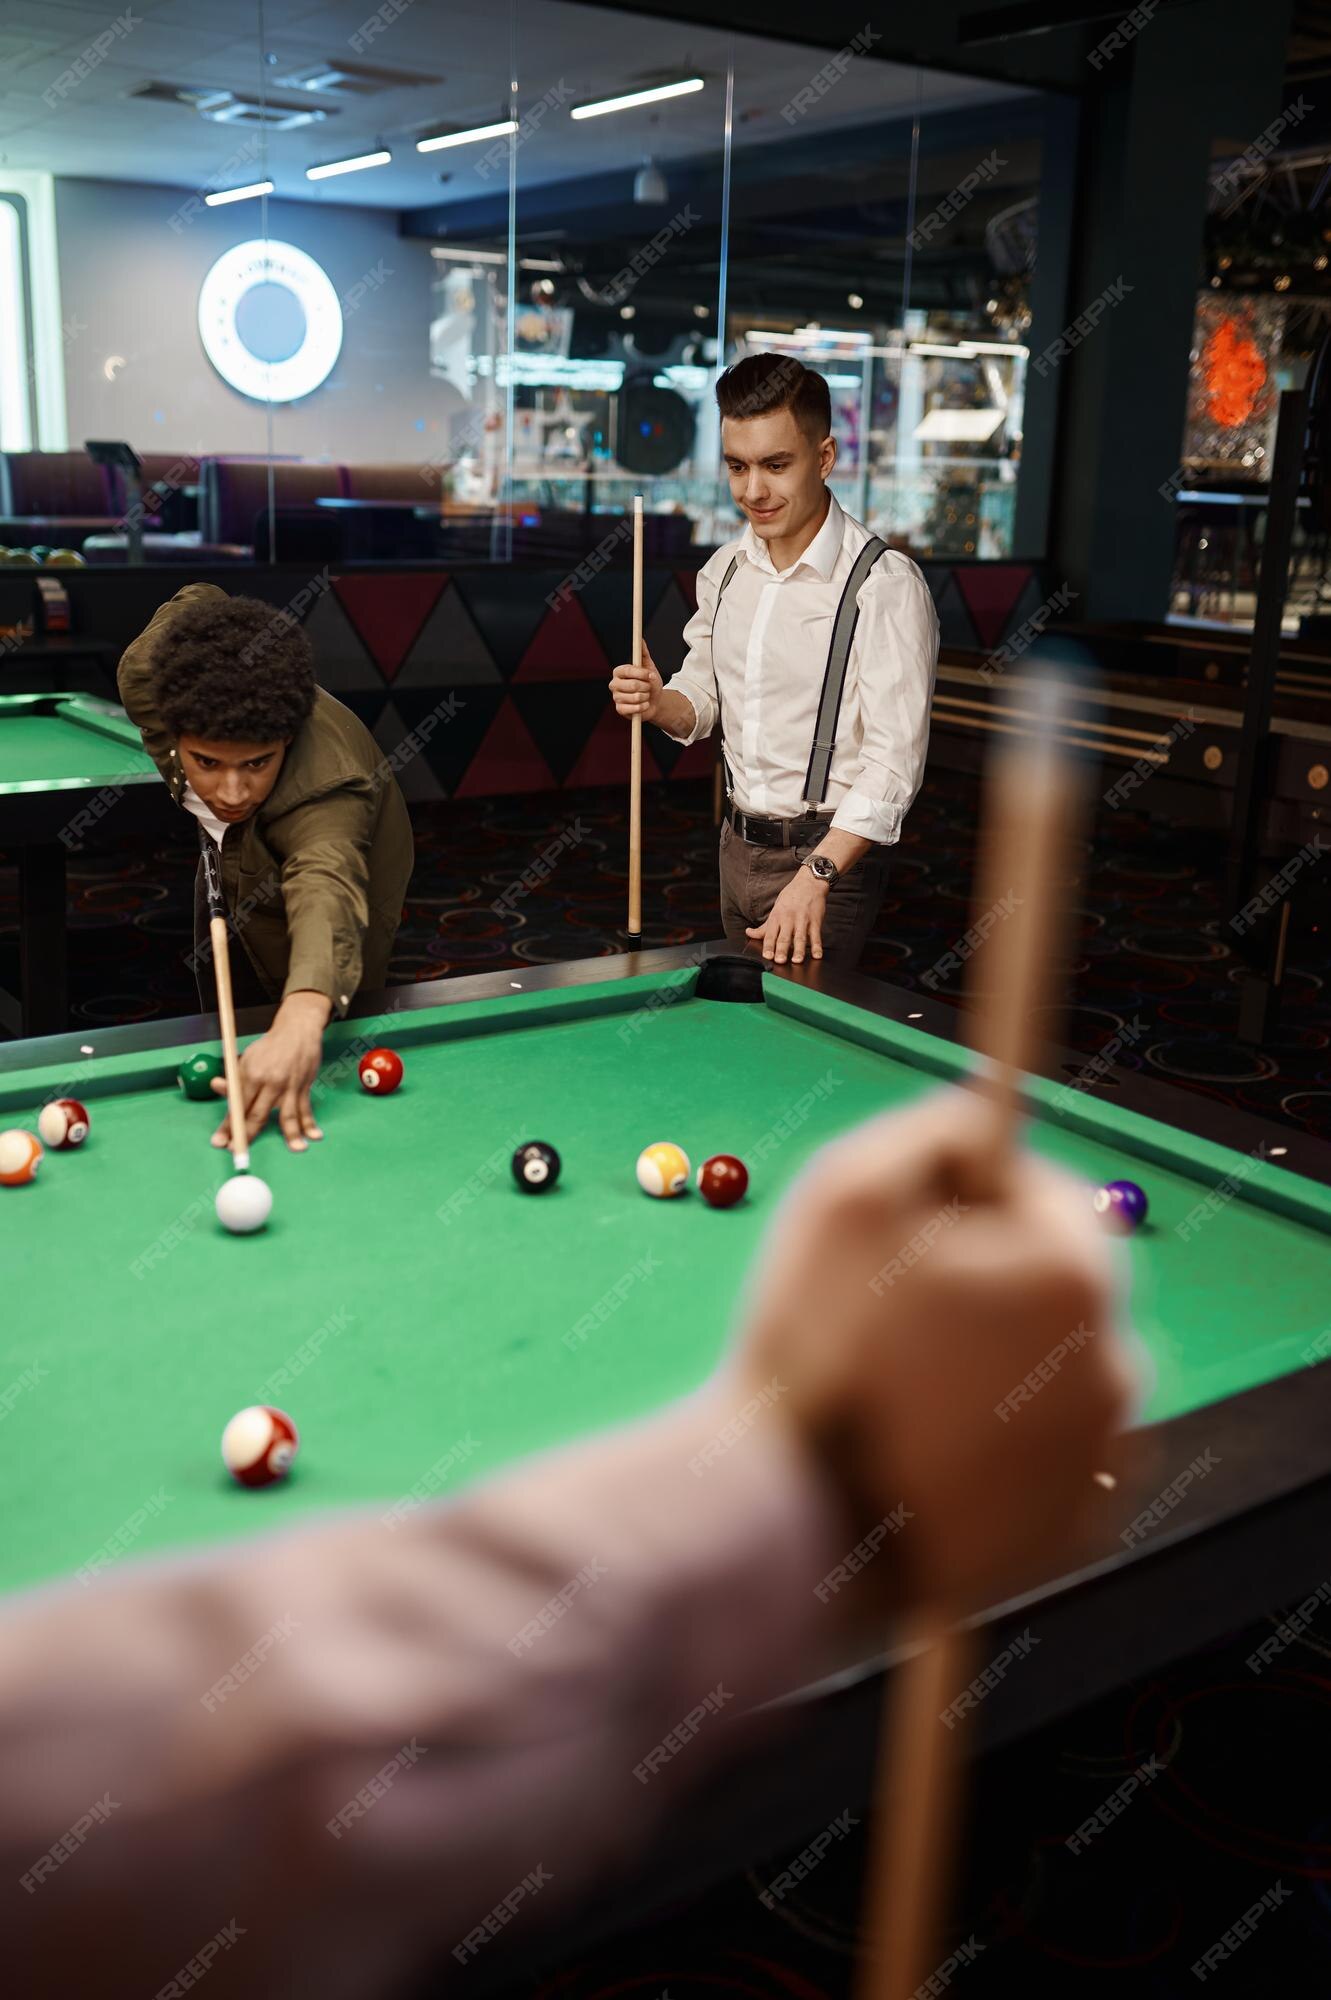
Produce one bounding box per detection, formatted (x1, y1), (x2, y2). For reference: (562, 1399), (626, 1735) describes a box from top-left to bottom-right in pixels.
(118, 582), (413, 1151)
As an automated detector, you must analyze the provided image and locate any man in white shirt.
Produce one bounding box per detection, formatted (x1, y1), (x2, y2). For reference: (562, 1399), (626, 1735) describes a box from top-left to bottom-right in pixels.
(611, 354), (939, 966)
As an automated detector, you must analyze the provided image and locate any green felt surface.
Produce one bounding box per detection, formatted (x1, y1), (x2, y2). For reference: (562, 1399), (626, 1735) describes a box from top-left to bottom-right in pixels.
(1, 970), (1329, 1598)
(0, 697), (156, 792)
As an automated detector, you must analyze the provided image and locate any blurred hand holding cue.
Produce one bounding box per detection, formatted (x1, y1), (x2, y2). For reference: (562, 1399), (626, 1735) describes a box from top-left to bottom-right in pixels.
(627, 494), (644, 945)
(198, 830), (252, 1175)
(859, 674), (1084, 2000)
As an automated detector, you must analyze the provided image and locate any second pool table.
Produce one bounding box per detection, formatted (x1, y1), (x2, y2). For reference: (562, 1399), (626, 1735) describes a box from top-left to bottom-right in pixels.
(0, 691), (173, 1035)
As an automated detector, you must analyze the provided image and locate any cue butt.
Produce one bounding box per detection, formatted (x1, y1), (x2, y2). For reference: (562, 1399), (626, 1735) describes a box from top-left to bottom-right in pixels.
(864, 675), (1080, 1996)
(859, 1622), (972, 2000)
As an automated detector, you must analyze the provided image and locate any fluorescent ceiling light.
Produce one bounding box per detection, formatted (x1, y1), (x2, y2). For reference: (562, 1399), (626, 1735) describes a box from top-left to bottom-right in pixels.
(914, 408), (1004, 443)
(205, 181), (273, 207)
(432, 245), (508, 264)
(429, 246), (565, 271)
(306, 150), (391, 180)
(417, 120), (517, 153)
(571, 79), (704, 120)
(748, 326), (871, 348)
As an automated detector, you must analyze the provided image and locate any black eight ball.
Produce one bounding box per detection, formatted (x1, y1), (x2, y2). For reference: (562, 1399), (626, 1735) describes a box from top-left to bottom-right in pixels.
(512, 1140), (561, 1194)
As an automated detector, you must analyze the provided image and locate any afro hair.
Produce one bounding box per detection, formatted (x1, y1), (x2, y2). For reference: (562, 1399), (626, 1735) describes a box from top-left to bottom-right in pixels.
(151, 594), (317, 743)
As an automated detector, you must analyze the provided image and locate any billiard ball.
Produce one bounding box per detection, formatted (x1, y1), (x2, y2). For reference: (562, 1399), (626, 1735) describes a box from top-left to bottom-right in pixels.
(221, 1405), (298, 1488)
(178, 1052), (224, 1101)
(636, 1141), (690, 1198)
(359, 1047), (404, 1094)
(1094, 1178), (1148, 1234)
(0, 1129), (42, 1186)
(37, 1098), (90, 1149)
(697, 1154), (748, 1209)
(215, 1173), (273, 1234)
(512, 1140), (561, 1193)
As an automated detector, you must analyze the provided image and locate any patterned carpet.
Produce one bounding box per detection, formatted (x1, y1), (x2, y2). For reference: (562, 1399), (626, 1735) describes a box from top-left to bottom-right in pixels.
(4, 769), (1331, 1995)
(513, 1601), (1331, 1999)
(513, 1599), (1331, 1995)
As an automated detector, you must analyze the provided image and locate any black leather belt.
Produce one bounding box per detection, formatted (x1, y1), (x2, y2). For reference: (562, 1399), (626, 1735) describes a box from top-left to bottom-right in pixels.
(724, 801), (833, 849)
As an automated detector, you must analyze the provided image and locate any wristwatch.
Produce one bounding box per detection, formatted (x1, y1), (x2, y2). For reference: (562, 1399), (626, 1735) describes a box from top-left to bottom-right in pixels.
(803, 853), (839, 883)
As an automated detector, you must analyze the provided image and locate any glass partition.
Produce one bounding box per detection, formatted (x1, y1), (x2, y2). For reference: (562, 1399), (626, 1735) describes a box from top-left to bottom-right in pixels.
(0, 2), (1048, 567)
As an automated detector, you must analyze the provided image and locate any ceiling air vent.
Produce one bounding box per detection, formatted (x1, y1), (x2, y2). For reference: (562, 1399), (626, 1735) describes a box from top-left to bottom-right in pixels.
(129, 82), (330, 130)
(273, 60), (439, 96)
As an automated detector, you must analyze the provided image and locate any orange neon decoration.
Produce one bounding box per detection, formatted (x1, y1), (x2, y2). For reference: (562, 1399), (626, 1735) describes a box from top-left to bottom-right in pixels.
(1202, 318), (1268, 430)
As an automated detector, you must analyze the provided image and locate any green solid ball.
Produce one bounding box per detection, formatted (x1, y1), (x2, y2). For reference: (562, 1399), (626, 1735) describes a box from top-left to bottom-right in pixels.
(178, 1052), (224, 1101)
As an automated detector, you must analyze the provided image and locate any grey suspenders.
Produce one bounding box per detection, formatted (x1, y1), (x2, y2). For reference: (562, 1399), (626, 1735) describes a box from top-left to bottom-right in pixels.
(711, 535), (889, 810)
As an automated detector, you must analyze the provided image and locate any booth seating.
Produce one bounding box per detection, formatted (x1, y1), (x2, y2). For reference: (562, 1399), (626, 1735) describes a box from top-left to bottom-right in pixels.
(201, 458), (343, 547)
(111, 452), (204, 533)
(341, 461), (448, 504)
(0, 451), (120, 546)
(26, 448), (697, 565)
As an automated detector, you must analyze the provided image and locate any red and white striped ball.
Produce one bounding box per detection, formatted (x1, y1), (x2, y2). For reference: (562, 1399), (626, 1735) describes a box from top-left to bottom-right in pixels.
(0, 1129), (42, 1186)
(38, 1098), (90, 1149)
(221, 1405), (299, 1489)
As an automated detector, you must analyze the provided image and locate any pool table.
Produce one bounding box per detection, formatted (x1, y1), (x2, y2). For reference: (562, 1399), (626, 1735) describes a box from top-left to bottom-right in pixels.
(3, 945), (1331, 1970)
(0, 691), (173, 1036)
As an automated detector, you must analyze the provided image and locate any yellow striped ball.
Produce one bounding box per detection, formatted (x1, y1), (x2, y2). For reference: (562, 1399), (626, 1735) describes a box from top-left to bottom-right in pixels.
(636, 1141), (690, 1198)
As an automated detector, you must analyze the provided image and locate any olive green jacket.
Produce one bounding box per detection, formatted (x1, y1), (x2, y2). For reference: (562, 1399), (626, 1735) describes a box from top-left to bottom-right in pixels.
(117, 582), (413, 1015)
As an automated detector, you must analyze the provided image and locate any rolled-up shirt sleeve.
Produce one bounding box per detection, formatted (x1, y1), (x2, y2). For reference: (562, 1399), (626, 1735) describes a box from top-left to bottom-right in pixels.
(831, 560), (939, 845)
(659, 555), (727, 745)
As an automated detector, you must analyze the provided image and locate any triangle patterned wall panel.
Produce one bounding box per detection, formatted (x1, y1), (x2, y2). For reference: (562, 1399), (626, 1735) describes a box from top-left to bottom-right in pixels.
(332, 573), (447, 681)
(374, 699), (447, 802)
(954, 565), (1035, 652)
(562, 703), (663, 790)
(447, 572), (551, 677)
(395, 583), (503, 687)
(454, 697), (558, 797)
(301, 587), (387, 692)
(644, 580), (692, 679)
(513, 684), (614, 785)
(932, 573), (979, 651)
(512, 591), (610, 682)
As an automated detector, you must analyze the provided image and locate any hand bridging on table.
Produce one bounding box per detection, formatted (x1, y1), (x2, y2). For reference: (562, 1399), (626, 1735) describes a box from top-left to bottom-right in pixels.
(734, 1087), (1139, 1619)
(212, 989), (331, 1153)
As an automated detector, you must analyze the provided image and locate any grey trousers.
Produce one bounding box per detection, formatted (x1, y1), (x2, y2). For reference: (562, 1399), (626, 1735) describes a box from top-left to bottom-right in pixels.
(717, 818), (888, 966)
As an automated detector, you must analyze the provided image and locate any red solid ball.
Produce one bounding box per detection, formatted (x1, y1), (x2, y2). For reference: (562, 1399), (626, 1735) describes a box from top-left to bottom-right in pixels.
(358, 1048), (404, 1095)
(697, 1154), (749, 1209)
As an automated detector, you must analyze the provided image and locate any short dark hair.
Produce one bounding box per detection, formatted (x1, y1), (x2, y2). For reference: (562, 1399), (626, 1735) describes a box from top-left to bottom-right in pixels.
(151, 594), (317, 743)
(715, 353), (831, 444)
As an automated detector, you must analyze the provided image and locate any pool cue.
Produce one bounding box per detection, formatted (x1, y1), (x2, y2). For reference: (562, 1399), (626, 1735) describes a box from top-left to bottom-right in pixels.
(859, 674), (1081, 2000)
(198, 830), (251, 1175)
(626, 492), (644, 947)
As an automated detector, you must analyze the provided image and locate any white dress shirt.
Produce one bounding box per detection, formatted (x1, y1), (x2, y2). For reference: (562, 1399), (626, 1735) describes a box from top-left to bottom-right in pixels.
(664, 492), (939, 844)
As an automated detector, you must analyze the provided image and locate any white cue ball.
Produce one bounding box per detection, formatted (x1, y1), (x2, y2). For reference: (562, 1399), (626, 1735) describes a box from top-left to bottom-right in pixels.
(215, 1173), (272, 1235)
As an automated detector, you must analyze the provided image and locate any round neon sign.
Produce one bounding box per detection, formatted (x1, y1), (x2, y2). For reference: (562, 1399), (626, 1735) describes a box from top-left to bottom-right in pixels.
(198, 240), (343, 403)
